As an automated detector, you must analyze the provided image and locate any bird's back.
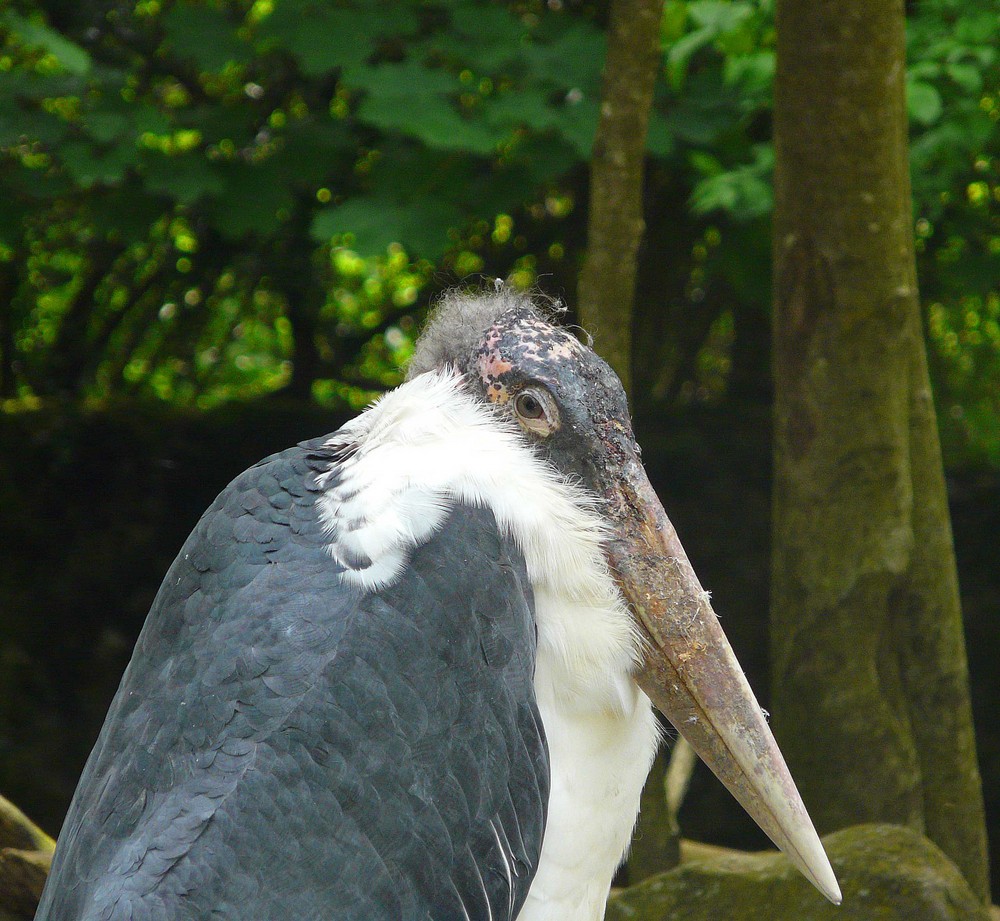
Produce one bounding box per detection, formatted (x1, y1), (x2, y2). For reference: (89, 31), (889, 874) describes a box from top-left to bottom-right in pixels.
(35, 439), (548, 920)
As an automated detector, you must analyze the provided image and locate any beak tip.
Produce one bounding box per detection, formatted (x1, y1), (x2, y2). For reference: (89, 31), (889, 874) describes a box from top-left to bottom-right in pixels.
(816, 868), (843, 906)
(799, 847), (842, 905)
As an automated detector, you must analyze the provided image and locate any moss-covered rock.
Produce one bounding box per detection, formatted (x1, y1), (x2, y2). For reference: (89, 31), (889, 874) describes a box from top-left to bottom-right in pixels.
(1, 795), (53, 921)
(0, 847), (50, 921)
(607, 824), (989, 921)
(0, 795), (54, 856)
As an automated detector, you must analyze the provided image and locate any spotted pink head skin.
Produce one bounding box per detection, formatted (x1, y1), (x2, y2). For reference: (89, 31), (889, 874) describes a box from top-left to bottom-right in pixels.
(470, 305), (637, 495)
(475, 307), (586, 405)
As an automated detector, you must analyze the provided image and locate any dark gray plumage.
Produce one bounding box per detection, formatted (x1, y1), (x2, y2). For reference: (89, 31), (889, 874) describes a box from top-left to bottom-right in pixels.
(35, 439), (548, 920)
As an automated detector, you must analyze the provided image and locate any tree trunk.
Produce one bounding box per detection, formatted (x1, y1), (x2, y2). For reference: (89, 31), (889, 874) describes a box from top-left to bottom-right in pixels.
(770, 0), (989, 900)
(576, 0), (663, 398)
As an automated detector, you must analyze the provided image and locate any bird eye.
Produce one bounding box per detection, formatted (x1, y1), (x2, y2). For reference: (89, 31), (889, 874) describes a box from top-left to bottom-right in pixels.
(515, 392), (544, 419)
(513, 387), (559, 437)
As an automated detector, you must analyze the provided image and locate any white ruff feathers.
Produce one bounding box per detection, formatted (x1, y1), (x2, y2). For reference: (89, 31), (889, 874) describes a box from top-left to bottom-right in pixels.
(317, 369), (659, 921)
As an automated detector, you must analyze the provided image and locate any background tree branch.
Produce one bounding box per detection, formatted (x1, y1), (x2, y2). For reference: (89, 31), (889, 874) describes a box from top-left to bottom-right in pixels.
(576, 0), (664, 399)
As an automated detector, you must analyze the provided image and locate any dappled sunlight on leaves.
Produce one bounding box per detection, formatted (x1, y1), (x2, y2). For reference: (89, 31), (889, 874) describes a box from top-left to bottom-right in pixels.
(0, 0), (995, 466)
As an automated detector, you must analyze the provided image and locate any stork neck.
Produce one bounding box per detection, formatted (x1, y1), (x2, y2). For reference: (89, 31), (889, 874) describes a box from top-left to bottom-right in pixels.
(317, 370), (628, 610)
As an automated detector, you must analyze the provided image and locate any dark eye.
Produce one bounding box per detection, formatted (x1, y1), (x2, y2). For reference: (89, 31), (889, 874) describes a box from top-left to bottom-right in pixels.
(512, 386), (559, 437)
(515, 392), (544, 419)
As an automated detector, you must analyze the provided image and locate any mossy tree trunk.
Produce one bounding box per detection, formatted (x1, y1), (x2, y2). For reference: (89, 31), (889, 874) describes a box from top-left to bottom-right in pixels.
(576, 0), (663, 397)
(770, 0), (989, 901)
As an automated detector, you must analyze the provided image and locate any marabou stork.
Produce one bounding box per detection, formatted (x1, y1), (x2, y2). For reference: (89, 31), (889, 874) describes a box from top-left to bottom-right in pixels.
(35, 288), (841, 921)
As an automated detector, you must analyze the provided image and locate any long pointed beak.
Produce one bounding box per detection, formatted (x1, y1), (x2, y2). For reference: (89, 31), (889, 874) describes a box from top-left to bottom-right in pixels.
(605, 456), (842, 905)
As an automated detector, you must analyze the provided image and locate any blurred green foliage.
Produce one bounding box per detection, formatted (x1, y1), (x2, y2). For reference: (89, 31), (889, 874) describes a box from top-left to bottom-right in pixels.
(0, 0), (997, 462)
(658, 0), (1000, 465)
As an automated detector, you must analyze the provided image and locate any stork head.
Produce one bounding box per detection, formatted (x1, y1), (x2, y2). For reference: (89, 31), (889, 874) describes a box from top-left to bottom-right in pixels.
(409, 287), (841, 905)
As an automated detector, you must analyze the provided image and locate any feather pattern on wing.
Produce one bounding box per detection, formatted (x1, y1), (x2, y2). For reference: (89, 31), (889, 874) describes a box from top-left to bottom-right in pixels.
(35, 433), (548, 921)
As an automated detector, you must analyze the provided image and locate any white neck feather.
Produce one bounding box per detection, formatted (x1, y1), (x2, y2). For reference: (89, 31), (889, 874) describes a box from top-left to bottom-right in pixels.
(317, 369), (660, 920)
(317, 368), (640, 706)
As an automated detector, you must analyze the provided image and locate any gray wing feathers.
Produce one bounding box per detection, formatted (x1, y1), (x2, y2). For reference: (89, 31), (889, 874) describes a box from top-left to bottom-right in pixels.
(35, 440), (548, 921)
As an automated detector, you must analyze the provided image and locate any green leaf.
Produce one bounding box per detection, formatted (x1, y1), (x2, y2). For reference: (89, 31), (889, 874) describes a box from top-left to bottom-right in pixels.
(1, 70), (87, 101)
(504, 133), (579, 186)
(3, 161), (75, 200)
(486, 87), (598, 157)
(689, 144), (773, 221)
(945, 63), (983, 94)
(661, 1), (689, 43)
(908, 60), (941, 81)
(280, 119), (355, 183)
(203, 118), (353, 237)
(311, 197), (462, 258)
(206, 161), (294, 238)
(80, 111), (130, 144)
(689, 150), (723, 176)
(365, 141), (473, 201)
(79, 89), (172, 145)
(181, 104), (256, 147)
(690, 170), (772, 221)
(551, 96), (599, 159)
(348, 62), (501, 155)
(131, 105), (173, 137)
(723, 51), (775, 95)
(139, 151), (224, 205)
(461, 160), (541, 215)
(908, 80), (943, 126)
(448, 1), (528, 66)
(0, 107), (69, 146)
(691, 174), (738, 212)
(1, 11), (92, 75)
(664, 104), (733, 146)
(666, 27), (715, 87)
(259, 6), (368, 73)
(687, 0), (754, 33)
(161, 4), (249, 71)
(345, 59), (461, 98)
(520, 20), (606, 94)
(259, 1), (417, 75)
(646, 113), (676, 158)
(954, 10), (1000, 43)
(417, 3), (529, 72)
(59, 140), (134, 187)
(359, 96), (501, 154)
(482, 89), (564, 133)
(667, 27), (716, 67)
